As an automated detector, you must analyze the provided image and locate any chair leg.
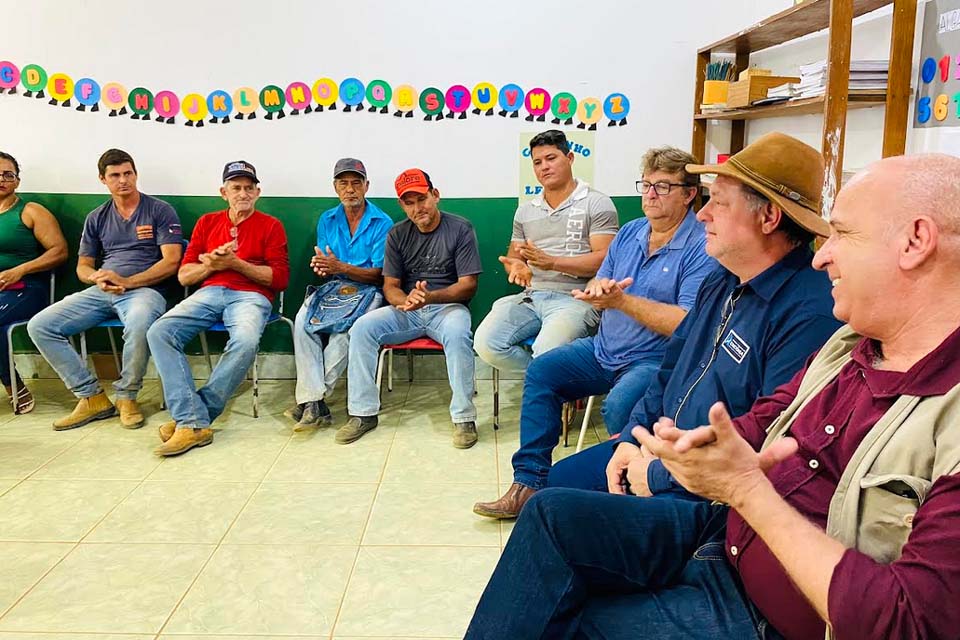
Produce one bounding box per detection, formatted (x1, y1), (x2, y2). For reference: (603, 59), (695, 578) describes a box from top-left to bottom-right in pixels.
(198, 331), (213, 376)
(576, 395), (596, 453)
(406, 349), (414, 383)
(80, 332), (88, 369)
(7, 325), (19, 415)
(252, 349), (259, 418)
(375, 348), (387, 393)
(106, 327), (121, 377)
(387, 348), (394, 392)
(493, 368), (500, 430)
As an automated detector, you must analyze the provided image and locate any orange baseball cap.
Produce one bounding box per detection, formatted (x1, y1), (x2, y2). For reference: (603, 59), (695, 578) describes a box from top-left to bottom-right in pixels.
(394, 168), (433, 197)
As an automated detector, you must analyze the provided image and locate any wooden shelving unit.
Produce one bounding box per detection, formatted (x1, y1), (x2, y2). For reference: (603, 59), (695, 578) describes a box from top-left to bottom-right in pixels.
(691, 0), (917, 217)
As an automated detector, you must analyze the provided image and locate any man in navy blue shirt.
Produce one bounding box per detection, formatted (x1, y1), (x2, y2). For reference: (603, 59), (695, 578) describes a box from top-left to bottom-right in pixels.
(548, 133), (841, 496)
(465, 132), (842, 639)
(473, 146), (717, 519)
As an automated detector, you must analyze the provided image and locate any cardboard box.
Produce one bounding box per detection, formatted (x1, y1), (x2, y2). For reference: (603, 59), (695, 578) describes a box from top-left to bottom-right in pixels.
(727, 75), (800, 108)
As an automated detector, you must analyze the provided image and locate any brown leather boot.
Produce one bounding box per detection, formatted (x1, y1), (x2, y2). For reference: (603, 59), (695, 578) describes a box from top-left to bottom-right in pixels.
(154, 427), (213, 456)
(52, 392), (116, 431)
(158, 420), (176, 442)
(116, 399), (145, 429)
(473, 483), (537, 519)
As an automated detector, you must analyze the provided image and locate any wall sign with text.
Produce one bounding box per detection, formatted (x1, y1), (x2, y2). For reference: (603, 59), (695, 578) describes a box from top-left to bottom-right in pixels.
(0, 60), (631, 130)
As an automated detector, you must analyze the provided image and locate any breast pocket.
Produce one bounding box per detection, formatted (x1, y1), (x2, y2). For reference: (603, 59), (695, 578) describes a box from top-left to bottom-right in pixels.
(858, 473), (931, 562)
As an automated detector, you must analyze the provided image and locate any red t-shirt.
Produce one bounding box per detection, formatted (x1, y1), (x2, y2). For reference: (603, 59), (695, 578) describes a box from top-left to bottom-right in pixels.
(183, 209), (289, 302)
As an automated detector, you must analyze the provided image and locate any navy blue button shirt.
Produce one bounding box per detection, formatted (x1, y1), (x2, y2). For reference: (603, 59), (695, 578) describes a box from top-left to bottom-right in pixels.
(618, 244), (842, 495)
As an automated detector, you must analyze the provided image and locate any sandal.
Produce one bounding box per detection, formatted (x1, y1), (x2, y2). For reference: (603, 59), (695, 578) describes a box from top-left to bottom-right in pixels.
(12, 383), (35, 414)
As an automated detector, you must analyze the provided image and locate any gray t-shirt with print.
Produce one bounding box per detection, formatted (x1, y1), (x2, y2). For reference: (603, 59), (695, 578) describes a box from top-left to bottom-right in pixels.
(511, 179), (619, 292)
(78, 193), (182, 280)
(382, 212), (483, 298)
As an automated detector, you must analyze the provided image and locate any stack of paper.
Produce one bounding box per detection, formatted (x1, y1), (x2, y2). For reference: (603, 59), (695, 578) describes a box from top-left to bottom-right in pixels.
(767, 83), (799, 98)
(795, 59), (888, 98)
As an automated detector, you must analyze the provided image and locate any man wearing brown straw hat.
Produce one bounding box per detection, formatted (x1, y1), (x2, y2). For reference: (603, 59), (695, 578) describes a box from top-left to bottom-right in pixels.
(465, 145), (960, 639)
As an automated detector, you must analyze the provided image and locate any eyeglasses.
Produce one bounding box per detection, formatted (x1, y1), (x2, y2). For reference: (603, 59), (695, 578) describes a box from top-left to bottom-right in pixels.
(0, 172), (19, 182)
(636, 180), (692, 196)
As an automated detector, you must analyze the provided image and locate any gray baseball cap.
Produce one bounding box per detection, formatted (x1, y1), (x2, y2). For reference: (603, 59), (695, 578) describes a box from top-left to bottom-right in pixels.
(333, 158), (367, 179)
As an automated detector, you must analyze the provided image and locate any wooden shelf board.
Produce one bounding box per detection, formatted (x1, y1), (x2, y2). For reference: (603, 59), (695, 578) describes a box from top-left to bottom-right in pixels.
(694, 92), (886, 121)
(699, 0), (891, 54)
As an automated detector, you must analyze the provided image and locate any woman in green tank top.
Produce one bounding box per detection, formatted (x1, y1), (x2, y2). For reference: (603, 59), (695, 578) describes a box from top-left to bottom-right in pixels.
(0, 152), (68, 413)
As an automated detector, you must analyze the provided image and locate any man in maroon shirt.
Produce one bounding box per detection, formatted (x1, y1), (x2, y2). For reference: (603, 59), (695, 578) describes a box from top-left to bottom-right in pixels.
(465, 153), (960, 640)
(147, 161), (290, 456)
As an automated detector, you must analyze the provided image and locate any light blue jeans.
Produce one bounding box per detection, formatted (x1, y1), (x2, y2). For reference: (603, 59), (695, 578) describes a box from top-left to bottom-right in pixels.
(146, 286), (271, 428)
(347, 303), (476, 422)
(474, 290), (599, 372)
(292, 291), (382, 404)
(27, 285), (166, 399)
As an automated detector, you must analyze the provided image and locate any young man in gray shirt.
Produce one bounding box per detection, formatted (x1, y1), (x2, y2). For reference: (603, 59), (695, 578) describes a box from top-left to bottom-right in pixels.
(341, 168), (483, 448)
(474, 130), (619, 374)
(28, 149), (182, 431)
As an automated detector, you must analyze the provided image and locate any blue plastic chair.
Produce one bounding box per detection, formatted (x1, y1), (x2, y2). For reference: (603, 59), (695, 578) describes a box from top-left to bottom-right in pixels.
(196, 290), (295, 418)
(6, 272), (56, 414)
(491, 335), (536, 430)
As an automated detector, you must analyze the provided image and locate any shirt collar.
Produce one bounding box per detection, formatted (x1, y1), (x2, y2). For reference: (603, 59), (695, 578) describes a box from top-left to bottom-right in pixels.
(850, 324), (960, 397)
(332, 199), (391, 234)
(530, 178), (589, 210)
(741, 244), (814, 302)
(636, 206), (699, 249)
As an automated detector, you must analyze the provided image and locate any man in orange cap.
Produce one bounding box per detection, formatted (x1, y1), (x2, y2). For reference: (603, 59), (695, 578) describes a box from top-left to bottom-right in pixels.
(338, 168), (483, 448)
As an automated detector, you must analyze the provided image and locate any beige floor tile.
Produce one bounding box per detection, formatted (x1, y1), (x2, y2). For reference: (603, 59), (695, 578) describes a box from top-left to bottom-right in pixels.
(333, 637), (459, 640)
(86, 481), (258, 543)
(32, 428), (164, 480)
(0, 479), (137, 542)
(161, 636), (324, 640)
(382, 433), (497, 484)
(224, 482), (376, 544)
(0, 543), (213, 633)
(336, 546), (499, 637)
(0, 436), (81, 479)
(363, 483), (500, 547)
(0, 634), (153, 639)
(147, 432), (288, 482)
(0, 542), (74, 616)
(265, 430), (392, 483)
(164, 544), (354, 635)
(0, 479), (19, 496)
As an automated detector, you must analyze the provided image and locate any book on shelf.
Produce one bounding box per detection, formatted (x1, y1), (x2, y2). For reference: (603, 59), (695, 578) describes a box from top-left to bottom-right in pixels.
(798, 59), (889, 75)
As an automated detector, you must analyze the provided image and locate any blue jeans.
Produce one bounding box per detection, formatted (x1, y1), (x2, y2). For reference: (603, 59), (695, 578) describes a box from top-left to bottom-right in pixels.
(465, 489), (778, 640)
(548, 440), (617, 491)
(0, 278), (49, 386)
(146, 286), (271, 428)
(347, 303), (476, 422)
(27, 285), (166, 399)
(474, 291), (599, 372)
(513, 337), (658, 490)
(292, 291), (382, 404)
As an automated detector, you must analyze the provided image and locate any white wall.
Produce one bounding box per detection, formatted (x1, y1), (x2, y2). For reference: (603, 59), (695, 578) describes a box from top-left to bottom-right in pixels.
(0, 0), (786, 198)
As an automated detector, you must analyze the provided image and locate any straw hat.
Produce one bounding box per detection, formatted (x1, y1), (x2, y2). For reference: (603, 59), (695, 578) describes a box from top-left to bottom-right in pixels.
(686, 132), (829, 237)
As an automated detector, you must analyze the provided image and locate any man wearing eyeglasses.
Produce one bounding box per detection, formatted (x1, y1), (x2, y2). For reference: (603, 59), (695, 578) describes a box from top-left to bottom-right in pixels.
(285, 158), (393, 430)
(474, 146), (718, 519)
(474, 130), (619, 375)
(147, 161), (290, 456)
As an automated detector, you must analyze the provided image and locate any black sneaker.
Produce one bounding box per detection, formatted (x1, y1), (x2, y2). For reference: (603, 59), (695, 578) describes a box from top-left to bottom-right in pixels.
(316, 399), (333, 425)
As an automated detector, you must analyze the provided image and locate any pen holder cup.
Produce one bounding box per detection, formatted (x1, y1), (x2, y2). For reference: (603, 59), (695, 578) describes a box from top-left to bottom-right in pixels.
(703, 80), (729, 105)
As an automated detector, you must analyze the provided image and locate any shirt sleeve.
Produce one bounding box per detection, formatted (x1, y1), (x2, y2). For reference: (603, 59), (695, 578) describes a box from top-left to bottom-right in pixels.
(676, 250), (718, 311)
(587, 196), (619, 236)
(732, 360), (810, 450)
(370, 218), (390, 269)
(155, 202), (183, 246)
(78, 210), (102, 259)
(594, 228), (622, 280)
(454, 222), (483, 277)
(381, 228), (402, 280)
(760, 312), (841, 397)
(266, 218), (290, 291)
(315, 215), (327, 253)
(510, 207), (525, 244)
(182, 216), (206, 265)
(828, 473), (960, 640)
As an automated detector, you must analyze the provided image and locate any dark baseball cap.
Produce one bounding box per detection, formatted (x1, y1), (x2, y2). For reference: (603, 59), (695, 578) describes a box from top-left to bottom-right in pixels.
(222, 160), (259, 183)
(334, 158), (367, 179)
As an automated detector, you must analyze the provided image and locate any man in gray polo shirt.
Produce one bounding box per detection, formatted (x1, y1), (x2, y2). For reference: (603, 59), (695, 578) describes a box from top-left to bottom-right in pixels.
(475, 130), (618, 374)
(28, 149), (182, 431)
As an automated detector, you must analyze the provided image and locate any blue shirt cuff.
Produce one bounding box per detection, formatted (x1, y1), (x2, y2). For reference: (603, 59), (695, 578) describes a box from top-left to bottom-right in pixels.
(646, 459), (674, 494)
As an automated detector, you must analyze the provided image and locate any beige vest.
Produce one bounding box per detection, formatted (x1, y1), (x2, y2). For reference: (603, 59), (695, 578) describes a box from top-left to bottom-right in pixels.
(758, 325), (960, 639)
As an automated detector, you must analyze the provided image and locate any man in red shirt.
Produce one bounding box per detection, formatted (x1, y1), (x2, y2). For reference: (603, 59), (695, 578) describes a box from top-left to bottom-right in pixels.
(465, 153), (960, 639)
(147, 161), (289, 456)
